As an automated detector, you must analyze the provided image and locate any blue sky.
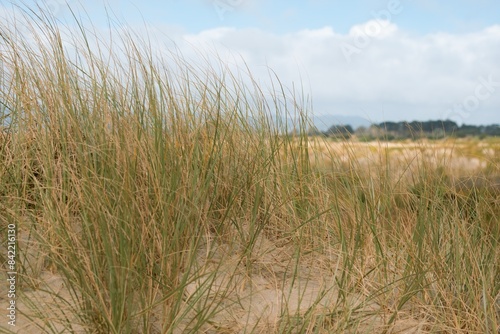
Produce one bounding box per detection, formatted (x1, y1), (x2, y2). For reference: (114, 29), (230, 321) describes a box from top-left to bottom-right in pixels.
(48, 0), (500, 35)
(2, 0), (500, 126)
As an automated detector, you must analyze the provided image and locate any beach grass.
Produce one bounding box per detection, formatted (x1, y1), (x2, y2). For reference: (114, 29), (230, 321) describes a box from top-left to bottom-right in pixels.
(0, 6), (499, 333)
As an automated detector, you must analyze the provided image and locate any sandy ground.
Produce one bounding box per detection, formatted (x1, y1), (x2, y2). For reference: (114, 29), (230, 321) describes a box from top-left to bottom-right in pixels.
(0, 228), (86, 333)
(168, 232), (428, 334)
(307, 139), (499, 182)
(1, 139), (498, 333)
(1, 230), (427, 333)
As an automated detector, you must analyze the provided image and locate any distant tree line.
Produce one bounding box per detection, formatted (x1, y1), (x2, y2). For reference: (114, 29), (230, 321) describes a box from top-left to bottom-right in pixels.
(307, 120), (500, 140)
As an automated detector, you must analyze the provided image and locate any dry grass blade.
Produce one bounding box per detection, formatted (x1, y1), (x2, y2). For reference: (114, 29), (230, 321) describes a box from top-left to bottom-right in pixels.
(0, 4), (499, 334)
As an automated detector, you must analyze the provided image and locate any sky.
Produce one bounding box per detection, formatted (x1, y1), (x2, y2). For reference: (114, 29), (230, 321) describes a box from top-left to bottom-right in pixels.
(1, 0), (500, 126)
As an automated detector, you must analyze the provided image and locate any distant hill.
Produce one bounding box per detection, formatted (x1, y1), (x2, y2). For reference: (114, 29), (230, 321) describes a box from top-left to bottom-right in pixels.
(312, 114), (372, 131)
(308, 119), (500, 140)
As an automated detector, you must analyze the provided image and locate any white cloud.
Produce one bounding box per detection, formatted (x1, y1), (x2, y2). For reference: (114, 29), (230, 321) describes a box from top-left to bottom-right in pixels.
(2, 5), (499, 124)
(348, 19), (398, 39)
(169, 23), (500, 124)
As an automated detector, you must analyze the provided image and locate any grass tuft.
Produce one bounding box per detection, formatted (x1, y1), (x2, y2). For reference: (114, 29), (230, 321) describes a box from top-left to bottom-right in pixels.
(0, 5), (499, 333)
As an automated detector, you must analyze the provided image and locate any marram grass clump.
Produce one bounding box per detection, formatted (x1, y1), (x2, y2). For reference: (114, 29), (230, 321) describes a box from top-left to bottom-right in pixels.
(0, 6), (499, 334)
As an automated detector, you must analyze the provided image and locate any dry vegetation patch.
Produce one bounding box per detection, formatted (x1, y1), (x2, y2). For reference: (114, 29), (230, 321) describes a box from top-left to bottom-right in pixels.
(1, 7), (499, 334)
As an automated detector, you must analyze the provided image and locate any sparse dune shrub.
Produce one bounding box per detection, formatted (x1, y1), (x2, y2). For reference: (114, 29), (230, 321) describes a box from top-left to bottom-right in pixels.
(0, 4), (499, 334)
